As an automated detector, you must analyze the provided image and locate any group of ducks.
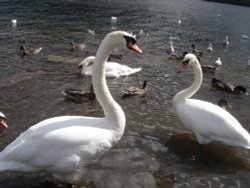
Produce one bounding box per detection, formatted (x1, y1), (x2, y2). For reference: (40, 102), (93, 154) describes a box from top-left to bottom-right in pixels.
(168, 36), (248, 96)
(0, 31), (249, 188)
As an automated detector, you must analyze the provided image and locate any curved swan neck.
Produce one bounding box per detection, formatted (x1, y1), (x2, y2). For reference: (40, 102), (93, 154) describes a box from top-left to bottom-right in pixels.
(92, 34), (125, 132)
(175, 59), (203, 100)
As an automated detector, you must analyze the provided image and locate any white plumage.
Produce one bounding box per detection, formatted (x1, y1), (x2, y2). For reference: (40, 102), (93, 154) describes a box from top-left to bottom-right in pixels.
(0, 31), (142, 184)
(214, 57), (222, 66)
(173, 53), (250, 148)
(78, 56), (142, 78)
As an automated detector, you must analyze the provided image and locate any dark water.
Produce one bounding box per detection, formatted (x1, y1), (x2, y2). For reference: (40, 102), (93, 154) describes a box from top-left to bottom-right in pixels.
(0, 0), (250, 187)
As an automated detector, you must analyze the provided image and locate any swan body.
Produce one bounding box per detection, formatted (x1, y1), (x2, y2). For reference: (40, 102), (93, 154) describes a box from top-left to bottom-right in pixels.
(173, 53), (250, 148)
(0, 31), (142, 184)
(78, 56), (142, 78)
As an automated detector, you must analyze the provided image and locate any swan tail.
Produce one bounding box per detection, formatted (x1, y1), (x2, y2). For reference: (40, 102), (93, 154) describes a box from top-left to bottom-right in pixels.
(127, 67), (142, 75)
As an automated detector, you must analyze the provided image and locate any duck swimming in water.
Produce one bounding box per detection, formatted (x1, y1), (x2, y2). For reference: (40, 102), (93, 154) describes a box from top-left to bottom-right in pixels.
(20, 45), (42, 57)
(122, 80), (148, 98)
(61, 85), (95, 103)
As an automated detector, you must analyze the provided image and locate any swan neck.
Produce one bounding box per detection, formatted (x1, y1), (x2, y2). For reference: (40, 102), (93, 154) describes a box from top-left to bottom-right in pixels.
(175, 61), (203, 100)
(92, 36), (125, 133)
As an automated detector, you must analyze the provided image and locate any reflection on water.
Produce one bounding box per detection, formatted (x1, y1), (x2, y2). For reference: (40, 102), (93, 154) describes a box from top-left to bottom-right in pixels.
(0, 0), (250, 187)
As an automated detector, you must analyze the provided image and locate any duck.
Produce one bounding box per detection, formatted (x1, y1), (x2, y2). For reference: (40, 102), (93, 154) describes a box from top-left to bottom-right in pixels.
(222, 36), (229, 46)
(87, 29), (95, 36)
(214, 57), (222, 66)
(0, 31), (142, 187)
(207, 43), (213, 53)
(217, 98), (232, 110)
(70, 42), (86, 51)
(0, 112), (8, 129)
(173, 53), (250, 148)
(61, 84), (95, 103)
(20, 45), (42, 57)
(191, 44), (203, 56)
(122, 80), (148, 98)
(78, 56), (142, 78)
(211, 78), (247, 94)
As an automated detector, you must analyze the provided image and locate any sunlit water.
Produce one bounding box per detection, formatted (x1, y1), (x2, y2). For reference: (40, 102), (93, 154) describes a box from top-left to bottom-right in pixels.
(0, 0), (250, 187)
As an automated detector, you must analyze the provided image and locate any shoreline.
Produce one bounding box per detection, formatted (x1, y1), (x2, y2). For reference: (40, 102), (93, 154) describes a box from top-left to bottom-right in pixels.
(204, 0), (250, 7)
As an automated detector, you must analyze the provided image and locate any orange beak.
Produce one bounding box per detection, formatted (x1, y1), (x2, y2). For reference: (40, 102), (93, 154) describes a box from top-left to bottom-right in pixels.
(0, 119), (8, 128)
(128, 41), (142, 54)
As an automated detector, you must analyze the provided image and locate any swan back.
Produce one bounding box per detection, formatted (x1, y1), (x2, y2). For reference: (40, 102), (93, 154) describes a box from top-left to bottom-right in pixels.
(174, 99), (250, 147)
(79, 56), (95, 67)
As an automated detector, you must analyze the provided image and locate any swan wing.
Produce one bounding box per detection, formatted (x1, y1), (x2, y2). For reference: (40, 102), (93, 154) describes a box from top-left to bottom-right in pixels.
(106, 62), (141, 77)
(0, 116), (114, 172)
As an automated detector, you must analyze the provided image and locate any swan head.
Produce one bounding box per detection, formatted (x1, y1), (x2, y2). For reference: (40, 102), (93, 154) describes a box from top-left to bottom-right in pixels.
(77, 56), (95, 78)
(177, 53), (198, 73)
(105, 31), (142, 54)
(0, 112), (8, 128)
(234, 85), (247, 95)
(78, 56), (95, 68)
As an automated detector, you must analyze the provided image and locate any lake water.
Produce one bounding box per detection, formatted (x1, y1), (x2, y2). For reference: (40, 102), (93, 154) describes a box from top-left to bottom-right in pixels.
(0, 0), (250, 187)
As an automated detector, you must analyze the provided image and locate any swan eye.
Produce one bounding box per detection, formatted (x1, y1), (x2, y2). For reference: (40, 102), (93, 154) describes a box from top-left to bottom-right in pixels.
(182, 60), (189, 65)
(123, 36), (137, 46)
(123, 35), (142, 53)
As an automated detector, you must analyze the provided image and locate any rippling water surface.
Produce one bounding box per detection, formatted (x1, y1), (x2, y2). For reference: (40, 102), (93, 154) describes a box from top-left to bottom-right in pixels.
(0, 0), (250, 187)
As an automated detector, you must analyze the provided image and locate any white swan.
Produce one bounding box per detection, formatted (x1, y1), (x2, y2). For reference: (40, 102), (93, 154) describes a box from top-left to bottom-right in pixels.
(78, 56), (142, 78)
(0, 31), (142, 185)
(173, 53), (250, 148)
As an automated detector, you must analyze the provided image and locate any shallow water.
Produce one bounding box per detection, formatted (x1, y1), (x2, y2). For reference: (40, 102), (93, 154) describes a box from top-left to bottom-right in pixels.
(0, 0), (250, 187)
